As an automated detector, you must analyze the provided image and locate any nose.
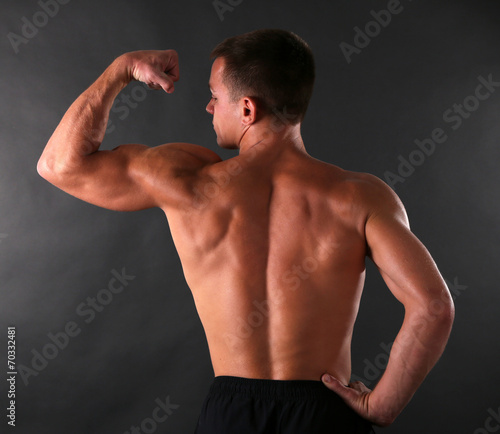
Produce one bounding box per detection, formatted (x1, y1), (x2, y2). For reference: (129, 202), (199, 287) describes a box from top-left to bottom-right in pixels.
(206, 100), (214, 115)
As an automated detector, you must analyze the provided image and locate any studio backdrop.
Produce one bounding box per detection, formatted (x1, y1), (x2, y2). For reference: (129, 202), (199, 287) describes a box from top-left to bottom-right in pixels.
(1, 0), (499, 433)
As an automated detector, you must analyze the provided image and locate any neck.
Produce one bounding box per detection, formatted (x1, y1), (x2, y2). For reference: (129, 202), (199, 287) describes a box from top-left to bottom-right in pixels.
(237, 119), (306, 155)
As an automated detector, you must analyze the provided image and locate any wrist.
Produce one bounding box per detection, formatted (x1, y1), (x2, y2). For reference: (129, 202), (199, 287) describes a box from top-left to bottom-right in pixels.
(110, 54), (134, 87)
(368, 385), (400, 427)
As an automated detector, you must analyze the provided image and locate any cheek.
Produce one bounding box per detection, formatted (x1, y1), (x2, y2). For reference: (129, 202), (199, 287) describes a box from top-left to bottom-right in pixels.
(214, 106), (228, 123)
(214, 101), (239, 130)
(225, 105), (240, 124)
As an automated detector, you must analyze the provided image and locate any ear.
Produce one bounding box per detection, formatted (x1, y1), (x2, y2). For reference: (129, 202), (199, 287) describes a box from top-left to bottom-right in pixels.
(240, 97), (258, 126)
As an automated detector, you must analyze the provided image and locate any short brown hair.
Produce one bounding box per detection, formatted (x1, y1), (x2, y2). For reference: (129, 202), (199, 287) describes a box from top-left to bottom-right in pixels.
(211, 29), (315, 124)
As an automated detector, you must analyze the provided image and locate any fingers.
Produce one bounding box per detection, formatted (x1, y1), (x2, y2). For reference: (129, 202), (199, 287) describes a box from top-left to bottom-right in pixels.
(322, 374), (382, 424)
(151, 71), (175, 93)
(147, 51), (178, 93)
(322, 374), (349, 395)
(162, 49), (180, 84)
(321, 374), (367, 404)
(166, 55), (180, 83)
(129, 49), (179, 93)
(349, 380), (372, 394)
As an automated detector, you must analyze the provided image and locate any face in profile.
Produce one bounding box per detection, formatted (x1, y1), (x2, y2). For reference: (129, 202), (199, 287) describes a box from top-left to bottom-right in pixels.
(206, 58), (244, 150)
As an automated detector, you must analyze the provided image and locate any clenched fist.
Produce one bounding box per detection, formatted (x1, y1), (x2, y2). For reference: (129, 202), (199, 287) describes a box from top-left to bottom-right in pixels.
(121, 49), (180, 93)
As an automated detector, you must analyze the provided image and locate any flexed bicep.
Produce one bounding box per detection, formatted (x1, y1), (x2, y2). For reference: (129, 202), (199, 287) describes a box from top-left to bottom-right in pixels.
(49, 143), (161, 211)
(41, 142), (221, 212)
(37, 49), (220, 212)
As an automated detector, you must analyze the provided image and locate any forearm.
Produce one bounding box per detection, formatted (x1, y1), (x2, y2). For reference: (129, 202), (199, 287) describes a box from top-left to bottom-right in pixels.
(38, 56), (131, 177)
(370, 301), (454, 425)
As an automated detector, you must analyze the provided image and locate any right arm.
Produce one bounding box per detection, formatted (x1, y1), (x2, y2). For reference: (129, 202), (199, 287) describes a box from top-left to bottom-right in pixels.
(37, 50), (221, 211)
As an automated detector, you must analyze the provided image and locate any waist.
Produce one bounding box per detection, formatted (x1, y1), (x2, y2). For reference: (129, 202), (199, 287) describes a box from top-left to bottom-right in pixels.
(208, 375), (343, 401)
(209, 329), (352, 384)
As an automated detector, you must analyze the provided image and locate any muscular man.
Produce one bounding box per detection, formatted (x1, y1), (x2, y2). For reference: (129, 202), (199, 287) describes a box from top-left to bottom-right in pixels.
(38, 30), (454, 433)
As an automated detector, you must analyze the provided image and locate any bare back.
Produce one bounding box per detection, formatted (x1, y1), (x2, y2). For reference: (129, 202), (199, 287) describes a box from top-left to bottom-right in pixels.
(165, 144), (369, 384)
(38, 48), (455, 425)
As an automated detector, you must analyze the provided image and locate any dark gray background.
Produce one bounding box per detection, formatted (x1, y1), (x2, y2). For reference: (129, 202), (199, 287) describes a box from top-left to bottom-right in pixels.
(1, 0), (499, 433)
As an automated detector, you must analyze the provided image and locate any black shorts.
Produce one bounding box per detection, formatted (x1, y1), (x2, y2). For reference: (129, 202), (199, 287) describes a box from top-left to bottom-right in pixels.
(194, 376), (376, 433)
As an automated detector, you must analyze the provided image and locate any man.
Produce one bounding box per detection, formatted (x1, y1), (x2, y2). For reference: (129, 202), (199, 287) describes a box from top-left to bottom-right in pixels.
(38, 29), (454, 433)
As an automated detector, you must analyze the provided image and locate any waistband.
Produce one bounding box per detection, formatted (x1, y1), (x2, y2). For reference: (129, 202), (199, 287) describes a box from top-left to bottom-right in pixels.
(208, 376), (341, 401)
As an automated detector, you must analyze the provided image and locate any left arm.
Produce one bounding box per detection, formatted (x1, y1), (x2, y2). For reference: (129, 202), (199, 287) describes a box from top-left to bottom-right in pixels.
(322, 176), (455, 426)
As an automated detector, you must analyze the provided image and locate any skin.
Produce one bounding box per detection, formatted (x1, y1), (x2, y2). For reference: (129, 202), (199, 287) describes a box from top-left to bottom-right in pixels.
(38, 50), (455, 426)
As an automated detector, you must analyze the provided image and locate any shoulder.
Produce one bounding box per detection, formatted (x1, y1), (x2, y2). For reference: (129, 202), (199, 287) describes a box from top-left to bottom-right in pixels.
(135, 142), (222, 181)
(152, 142), (222, 166)
(340, 170), (397, 198)
(354, 171), (409, 228)
(124, 142), (222, 210)
(331, 168), (409, 227)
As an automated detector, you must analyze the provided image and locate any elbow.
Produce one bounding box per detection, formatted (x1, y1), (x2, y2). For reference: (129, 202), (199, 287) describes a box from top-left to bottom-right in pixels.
(435, 305), (454, 342)
(422, 291), (455, 334)
(37, 153), (71, 184)
(437, 292), (455, 329)
(37, 156), (50, 180)
(37, 156), (60, 183)
(407, 290), (455, 335)
(376, 418), (395, 429)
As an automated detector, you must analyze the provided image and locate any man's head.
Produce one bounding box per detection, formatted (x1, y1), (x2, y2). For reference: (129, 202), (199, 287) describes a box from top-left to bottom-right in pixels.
(206, 29), (315, 149)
